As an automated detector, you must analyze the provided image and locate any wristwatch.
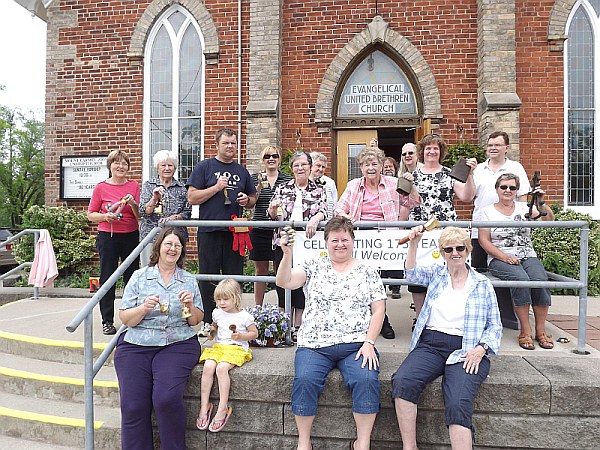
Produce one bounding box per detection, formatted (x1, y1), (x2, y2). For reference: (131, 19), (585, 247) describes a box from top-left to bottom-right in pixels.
(478, 342), (489, 355)
(364, 339), (376, 346)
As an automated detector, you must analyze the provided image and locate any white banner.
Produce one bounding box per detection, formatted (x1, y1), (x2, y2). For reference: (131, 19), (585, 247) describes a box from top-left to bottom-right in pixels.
(293, 229), (446, 270)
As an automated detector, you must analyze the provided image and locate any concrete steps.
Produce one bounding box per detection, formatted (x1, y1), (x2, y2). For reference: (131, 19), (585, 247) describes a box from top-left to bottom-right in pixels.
(0, 321), (121, 448)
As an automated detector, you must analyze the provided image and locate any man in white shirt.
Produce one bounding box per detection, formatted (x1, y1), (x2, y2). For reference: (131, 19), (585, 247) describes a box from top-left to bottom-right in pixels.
(471, 131), (530, 270)
(310, 152), (338, 218)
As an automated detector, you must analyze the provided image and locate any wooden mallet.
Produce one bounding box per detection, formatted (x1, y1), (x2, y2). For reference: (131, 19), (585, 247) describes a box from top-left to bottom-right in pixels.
(397, 216), (441, 246)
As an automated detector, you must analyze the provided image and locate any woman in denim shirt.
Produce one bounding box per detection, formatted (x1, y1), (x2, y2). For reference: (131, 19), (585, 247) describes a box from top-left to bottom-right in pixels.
(114, 227), (203, 450)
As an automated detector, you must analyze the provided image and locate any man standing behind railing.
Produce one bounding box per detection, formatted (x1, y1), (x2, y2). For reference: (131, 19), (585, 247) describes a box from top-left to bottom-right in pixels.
(187, 128), (257, 334)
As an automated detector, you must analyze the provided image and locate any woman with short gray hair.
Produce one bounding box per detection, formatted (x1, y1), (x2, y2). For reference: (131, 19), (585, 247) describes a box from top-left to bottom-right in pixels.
(139, 150), (191, 266)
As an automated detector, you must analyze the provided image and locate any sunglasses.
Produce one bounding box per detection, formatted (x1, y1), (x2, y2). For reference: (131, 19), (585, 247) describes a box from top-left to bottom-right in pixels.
(263, 154), (280, 160)
(498, 185), (518, 191)
(442, 245), (466, 254)
(402, 151), (415, 157)
(423, 133), (441, 139)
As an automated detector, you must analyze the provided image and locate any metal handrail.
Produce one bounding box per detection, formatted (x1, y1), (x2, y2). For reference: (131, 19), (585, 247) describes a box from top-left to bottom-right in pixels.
(66, 218), (591, 449)
(0, 229), (43, 299)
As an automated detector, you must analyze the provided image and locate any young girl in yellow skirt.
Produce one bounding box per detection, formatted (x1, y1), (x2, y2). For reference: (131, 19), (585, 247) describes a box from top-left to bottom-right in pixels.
(195, 279), (258, 433)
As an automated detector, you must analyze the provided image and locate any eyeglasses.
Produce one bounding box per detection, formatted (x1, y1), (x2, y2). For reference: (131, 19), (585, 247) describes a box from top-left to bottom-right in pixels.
(498, 185), (518, 191)
(162, 242), (183, 249)
(442, 246), (466, 254)
(402, 151), (415, 157)
(263, 154), (280, 160)
(292, 163), (310, 169)
(112, 161), (129, 167)
(487, 144), (507, 149)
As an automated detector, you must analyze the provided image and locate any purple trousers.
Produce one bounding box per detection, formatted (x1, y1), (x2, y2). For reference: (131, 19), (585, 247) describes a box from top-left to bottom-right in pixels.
(114, 334), (201, 450)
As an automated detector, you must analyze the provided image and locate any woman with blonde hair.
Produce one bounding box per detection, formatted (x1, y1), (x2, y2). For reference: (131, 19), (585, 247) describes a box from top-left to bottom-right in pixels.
(249, 146), (292, 305)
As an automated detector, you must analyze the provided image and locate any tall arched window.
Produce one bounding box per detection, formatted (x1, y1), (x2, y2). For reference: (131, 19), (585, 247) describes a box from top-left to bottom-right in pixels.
(566, 1), (598, 215)
(143, 5), (204, 182)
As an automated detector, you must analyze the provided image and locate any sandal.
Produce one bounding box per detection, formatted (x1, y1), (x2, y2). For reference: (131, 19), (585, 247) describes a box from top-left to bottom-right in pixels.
(518, 333), (535, 350)
(209, 406), (232, 433)
(195, 403), (213, 431)
(536, 332), (554, 349)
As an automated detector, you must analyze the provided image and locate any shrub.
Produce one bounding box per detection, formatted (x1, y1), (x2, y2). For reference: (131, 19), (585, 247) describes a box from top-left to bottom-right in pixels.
(531, 205), (600, 295)
(12, 205), (96, 276)
(443, 141), (487, 168)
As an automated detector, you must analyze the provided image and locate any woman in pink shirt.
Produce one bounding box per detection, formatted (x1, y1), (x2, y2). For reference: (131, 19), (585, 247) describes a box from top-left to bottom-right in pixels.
(88, 150), (140, 335)
(335, 146), (420, 339)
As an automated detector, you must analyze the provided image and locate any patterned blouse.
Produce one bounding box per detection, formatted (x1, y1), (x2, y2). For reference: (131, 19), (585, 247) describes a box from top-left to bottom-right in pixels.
(297, 256), (386, 348)
(139, 178), (192, 241)
(409, 166), (457, 221)
(119, 265), (203, 346)
(271, 178), (327, 222)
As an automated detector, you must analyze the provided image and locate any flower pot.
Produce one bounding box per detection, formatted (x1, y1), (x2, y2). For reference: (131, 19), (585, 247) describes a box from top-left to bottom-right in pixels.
(265, 337), (276, 348)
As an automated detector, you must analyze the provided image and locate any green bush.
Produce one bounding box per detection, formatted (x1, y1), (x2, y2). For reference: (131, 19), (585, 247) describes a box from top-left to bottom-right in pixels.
(12, 205), (96, 276)
(443, 141), (487, 168)
(531, 205), (600, 295)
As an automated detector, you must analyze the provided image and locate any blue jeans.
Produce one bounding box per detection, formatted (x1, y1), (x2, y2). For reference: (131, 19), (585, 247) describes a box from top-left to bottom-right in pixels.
(391, 329), (490, 430)
(292, 343), (380, 416)
(488, 257), (551, 307)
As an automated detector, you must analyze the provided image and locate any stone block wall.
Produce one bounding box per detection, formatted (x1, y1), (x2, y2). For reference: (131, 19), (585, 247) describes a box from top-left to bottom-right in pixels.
(181, 348), (600, 448)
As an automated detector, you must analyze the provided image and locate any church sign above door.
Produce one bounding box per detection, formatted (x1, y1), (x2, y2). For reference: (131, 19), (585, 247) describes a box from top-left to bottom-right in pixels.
(337, 51), (417, 117)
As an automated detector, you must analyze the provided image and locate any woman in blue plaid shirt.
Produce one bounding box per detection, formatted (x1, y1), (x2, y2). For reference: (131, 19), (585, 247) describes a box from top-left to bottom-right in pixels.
(392, 226), (502, 450)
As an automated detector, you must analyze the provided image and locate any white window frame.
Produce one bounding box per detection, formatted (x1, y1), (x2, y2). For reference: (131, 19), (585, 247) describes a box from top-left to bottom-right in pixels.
(142, 4), (205, 182)
(564, 0), (600, 217)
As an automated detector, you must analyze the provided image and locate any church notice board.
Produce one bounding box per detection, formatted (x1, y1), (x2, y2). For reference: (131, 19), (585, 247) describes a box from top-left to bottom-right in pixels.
(60, 155), (109, 200)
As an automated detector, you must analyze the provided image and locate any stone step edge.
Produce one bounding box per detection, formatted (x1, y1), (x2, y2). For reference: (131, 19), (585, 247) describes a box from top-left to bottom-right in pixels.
(0, 366), (118, 388)
(0, 329), (107, 351)
(0, 406), (104, 429)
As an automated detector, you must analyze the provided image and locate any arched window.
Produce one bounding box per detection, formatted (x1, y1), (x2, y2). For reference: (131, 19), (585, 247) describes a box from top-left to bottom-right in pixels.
(566, 1), (598, 214)
(143, 5), (204, 182)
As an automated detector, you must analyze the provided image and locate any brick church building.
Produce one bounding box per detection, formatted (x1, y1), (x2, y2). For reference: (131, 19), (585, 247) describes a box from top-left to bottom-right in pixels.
(16, 0), (599, 219)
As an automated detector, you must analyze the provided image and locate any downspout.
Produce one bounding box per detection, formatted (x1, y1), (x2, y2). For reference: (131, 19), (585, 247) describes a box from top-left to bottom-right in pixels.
(237, 0), (242, 163)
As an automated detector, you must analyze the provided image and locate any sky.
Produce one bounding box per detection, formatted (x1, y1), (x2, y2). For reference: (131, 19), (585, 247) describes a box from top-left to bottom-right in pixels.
(0, 1), (47, 118)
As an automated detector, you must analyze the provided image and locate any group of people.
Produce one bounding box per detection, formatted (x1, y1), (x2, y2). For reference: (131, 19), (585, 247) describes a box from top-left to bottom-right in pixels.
(85, 127), (555, 449)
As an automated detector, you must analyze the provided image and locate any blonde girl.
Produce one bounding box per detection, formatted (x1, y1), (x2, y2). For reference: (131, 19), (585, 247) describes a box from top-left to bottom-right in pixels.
(195, 279), (258, 433)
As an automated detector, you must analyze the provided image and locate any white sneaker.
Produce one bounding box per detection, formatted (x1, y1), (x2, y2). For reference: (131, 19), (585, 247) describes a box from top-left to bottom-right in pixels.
(198, 322), (211, 337)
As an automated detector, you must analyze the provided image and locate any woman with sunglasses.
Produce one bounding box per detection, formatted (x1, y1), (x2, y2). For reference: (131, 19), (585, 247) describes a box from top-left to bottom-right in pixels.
(398, 142), (423, 177)
(392, 226), (502, 450)
(249, 146), (292, 305)
(478, 173), (555, 350)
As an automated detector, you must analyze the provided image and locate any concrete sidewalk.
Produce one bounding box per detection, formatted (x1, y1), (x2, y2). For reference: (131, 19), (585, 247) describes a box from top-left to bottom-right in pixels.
(1, 286), (599, 356)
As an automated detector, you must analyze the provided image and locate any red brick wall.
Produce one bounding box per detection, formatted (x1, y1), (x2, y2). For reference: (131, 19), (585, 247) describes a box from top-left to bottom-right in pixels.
(516, 0), (564, 205)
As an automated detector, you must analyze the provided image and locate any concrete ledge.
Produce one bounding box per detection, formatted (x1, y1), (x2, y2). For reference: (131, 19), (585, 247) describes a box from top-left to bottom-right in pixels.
(184, 347), (600, 448)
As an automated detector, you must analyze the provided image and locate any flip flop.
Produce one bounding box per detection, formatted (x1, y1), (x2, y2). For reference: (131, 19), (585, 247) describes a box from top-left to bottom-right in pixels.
(195, 403), (213, 431)
(209, 406), (232, 433)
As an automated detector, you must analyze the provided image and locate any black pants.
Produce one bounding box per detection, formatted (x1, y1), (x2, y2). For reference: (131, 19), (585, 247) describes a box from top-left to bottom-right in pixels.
(470, 238), (488, 272)
(274, 247), (305, 310)
(96, 230), (140, 325)
(197, 231), (244, 323)
(381, 269), (404, 292)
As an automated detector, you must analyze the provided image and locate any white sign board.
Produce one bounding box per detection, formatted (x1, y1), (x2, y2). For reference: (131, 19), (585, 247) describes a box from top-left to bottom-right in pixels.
(293, 229), (446, 270)
(60, 156), (109, 200)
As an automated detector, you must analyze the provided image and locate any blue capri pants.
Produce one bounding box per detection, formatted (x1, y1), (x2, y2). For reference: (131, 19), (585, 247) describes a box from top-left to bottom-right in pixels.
(292, 343), (380, 416)
(488, 256), (551, 307)
(391, 329), (490, 431)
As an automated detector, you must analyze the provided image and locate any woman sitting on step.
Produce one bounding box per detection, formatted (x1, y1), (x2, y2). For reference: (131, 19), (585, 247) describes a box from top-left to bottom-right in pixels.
(114, 227), (204, 450)
(276, 216), (386, 450)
